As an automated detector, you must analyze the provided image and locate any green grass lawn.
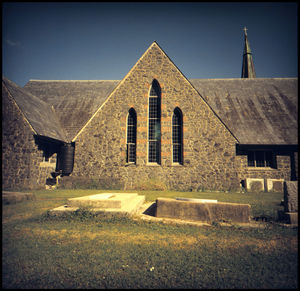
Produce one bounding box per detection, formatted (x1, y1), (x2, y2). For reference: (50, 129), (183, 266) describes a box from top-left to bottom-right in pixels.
(2, 189), (298, 289)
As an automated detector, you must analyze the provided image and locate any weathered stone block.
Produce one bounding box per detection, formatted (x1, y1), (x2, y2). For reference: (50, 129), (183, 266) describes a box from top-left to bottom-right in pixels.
(266, 179), (284, 192)
(245, 178), (265, 192)
(284, 181), (298, 212)
(155, 198), (251, 223)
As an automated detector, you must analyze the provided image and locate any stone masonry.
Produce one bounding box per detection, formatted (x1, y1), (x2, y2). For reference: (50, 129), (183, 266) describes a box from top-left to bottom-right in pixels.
(2, 85), (52, 190)
(72, 43), (296, 191)
(73, 43), (244, 191)
(3, 42), (296, 192)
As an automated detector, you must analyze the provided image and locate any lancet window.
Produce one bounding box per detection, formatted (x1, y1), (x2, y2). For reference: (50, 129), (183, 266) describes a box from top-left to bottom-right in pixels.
(126, 108), (137, 163)
(148, 79), (161, 164)
(172, 107), (183, 164)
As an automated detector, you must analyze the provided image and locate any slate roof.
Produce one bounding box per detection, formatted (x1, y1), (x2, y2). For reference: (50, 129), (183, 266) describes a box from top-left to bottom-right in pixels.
(189, 78), (298, 145)
(24, 80), (120, 141)
(23, 77), (297, 145)
(2, 77), (67, 142)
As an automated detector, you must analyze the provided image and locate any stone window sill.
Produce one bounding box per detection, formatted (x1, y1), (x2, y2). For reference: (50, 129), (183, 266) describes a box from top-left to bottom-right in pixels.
(247, 167), (277, 171)
(40, 162), (56, 168)
(171, 163), (183, 166)
(125, 162), (136, 166)
(146, 163), (161, 166)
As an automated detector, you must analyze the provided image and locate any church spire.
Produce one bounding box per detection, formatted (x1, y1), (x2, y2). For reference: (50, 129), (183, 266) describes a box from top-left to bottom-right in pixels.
(241, 27), (256, 78)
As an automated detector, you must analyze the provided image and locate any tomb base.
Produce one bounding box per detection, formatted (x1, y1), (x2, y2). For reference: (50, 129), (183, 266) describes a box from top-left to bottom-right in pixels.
(278, 210), (298, 225)
(156, 197), (251, 223)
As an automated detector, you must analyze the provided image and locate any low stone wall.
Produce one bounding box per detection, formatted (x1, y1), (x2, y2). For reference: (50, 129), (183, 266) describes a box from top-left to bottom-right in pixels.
(155, 198), (251, 223)
(2, 191), (36, 204)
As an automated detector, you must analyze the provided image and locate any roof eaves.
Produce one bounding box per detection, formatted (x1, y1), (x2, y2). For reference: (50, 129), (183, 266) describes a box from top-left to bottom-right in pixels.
(3, 79), (38, 135)
(153, 42), (240, 144)
(71, 43), (158, 142)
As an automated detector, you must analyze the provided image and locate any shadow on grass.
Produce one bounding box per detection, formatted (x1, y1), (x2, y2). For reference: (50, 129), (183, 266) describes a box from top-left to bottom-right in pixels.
(142, 202), (157, 217)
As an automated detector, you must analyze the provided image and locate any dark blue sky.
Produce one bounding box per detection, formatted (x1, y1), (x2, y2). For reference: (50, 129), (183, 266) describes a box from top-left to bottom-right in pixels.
(2, 2), (298, 87)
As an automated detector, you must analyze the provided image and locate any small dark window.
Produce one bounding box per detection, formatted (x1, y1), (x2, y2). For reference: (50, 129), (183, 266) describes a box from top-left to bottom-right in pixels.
(247, 151), (275, 168)
(172, 107), (183, 164)
(255, 151), (265, 167)
(126, 108), (137, 163)
(248, 151), (255, 167)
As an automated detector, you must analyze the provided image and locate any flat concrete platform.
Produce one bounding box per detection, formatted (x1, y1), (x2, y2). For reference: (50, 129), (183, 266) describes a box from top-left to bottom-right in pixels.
(2, 191), (36, 204)
(50, 193), (145, 216)
(68, 193), (140, 208)
(176, 197), (218, 203)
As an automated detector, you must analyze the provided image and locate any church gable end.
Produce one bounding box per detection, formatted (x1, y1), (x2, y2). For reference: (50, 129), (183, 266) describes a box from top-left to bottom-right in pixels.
(73, 42), (241, 191)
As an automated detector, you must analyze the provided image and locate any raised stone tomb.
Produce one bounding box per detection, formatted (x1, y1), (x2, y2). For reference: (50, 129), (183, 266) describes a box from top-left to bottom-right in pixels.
(156, 197), (251, 224)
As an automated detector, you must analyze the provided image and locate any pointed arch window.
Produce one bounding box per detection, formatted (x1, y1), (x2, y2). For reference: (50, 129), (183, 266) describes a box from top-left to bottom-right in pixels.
(148, 79), (161, 164)
(172, 107), (183, 164)
(126, 108), (137, 164)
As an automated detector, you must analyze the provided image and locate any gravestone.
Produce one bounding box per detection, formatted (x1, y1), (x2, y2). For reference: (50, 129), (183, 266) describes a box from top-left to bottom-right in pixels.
(284, 181), (298, 213)
(245, 178), (264, 192)
(266, 179), (284, 192)
(278, 181), (298, 225)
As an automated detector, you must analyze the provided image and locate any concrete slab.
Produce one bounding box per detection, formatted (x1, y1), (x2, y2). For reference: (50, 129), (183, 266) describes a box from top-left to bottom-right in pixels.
(49, 205), (79, 216)
(50, 193), (145, 217)
(67, 193), (139, 209)
(176, 197), (218, 203)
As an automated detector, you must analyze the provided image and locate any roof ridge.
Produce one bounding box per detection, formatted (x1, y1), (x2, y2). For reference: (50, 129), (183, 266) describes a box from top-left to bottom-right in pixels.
(27, 78), (298, 83)
(28, 79), (120, 82)
(189, 77), (298, 81)
(3, 77), (68, 142)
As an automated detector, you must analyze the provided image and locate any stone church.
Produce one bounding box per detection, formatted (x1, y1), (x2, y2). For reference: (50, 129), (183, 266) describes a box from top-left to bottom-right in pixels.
(2, 29), (298, 191)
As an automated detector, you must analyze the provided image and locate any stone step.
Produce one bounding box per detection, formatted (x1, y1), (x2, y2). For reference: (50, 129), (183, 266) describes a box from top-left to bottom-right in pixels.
(67, 193), (139, 209)
(50, 194), (145, 217)
(91, 195), (145, 215)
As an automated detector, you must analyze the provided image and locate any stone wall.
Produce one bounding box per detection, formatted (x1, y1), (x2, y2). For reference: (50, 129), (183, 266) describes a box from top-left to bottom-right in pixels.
(2, 86), (52, 190)
(238, 155), (293, 184)
(73, 43), (244, 191)
(72, 43), (296, 191)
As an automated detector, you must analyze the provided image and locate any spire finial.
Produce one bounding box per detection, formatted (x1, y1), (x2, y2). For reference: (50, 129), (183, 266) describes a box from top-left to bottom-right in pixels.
(241, 27), (256, 78)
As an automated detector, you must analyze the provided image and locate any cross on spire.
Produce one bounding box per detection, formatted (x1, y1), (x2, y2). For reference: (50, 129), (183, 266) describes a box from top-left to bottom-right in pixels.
(241, 27), (256, 78)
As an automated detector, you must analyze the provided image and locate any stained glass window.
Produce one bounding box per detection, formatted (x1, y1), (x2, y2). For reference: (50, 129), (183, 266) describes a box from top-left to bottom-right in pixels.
(148, 80), (161, 163)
